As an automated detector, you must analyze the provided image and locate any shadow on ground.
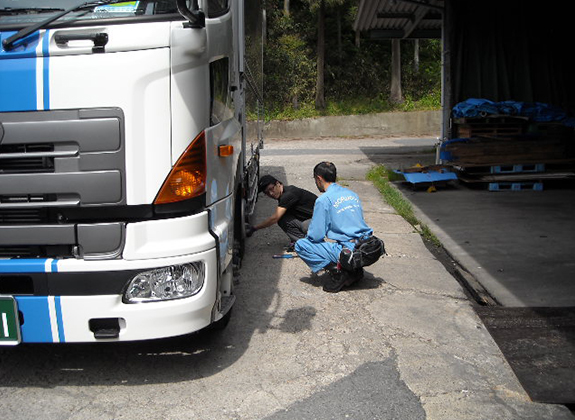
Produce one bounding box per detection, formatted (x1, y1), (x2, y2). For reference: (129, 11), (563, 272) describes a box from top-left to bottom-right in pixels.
(0, 167), (293, 388)
(263, 358), (425, 420)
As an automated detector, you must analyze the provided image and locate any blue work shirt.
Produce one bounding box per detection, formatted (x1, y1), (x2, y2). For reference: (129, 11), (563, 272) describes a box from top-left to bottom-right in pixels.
(306, 183), (373, 247)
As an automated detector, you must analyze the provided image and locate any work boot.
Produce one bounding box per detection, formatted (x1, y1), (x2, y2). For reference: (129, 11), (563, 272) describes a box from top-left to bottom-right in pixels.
(323, 267), (348, 293)
(344, 267), (364, 286)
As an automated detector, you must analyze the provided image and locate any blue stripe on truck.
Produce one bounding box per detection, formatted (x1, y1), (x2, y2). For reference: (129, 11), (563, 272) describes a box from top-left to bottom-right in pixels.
(1, 260), (62, 343)
(42, 30), (50, 110)
(54, 296), (66, 342)
(0, 259), (57, 273)
(0, 31), (41, 112)
(14, 296), (54, 343)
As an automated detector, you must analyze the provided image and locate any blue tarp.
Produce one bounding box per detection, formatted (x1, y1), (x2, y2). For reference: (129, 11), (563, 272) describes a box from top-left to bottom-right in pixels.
(452, 98), (575, 127)
(438, 138), (469, 161)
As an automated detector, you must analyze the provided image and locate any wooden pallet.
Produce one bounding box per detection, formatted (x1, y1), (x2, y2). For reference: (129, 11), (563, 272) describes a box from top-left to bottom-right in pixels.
(490, 163), (545, 174)
(456, 124), (523, 138)
(488, 181), (544, 191)
(456, 165), (575, 194)
(440, 137), (574, 167)
(453, 117), (526, 138)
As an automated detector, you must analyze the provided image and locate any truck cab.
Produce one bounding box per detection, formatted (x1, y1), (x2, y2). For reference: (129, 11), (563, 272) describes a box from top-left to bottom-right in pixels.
(0, 0), (264, 344)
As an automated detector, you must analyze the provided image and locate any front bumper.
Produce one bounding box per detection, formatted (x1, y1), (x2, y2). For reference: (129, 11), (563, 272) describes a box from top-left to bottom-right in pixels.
(0, 212), (221, 343)
(4, 248), (217, 343)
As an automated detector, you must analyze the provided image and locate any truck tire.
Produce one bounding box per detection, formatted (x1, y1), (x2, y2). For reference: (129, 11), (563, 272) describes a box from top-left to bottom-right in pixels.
(234, 189), (246, 260)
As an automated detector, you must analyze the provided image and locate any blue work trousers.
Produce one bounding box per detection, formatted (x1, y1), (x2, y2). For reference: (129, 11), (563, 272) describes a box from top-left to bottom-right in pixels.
(295, 238), (354, 273)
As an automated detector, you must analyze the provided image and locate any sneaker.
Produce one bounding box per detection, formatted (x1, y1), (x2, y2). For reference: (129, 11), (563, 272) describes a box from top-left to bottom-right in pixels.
(323, 268), (348, 293)
(285, 242), (296, 253)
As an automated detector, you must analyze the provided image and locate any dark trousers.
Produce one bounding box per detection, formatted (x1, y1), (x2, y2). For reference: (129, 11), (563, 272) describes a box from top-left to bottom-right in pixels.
(278, 213), (311, 242)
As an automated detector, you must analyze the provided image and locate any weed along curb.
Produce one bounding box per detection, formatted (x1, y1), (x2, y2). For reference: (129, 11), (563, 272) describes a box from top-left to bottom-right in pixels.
(367, 165), (440, 246)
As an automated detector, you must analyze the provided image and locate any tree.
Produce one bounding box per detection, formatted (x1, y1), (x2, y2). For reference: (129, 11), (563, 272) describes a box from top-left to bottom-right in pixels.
(315, 0), (326, 109)
(263, 0), (441, 116)
(303, 0), (346, 110)
(413, 39), (420, 73)
(263, 2), (316, 112)
(390, 39), (403, 104)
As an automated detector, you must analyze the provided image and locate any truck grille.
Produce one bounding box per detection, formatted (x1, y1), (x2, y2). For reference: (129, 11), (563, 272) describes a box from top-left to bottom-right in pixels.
(0, 108), (126, 259)
(0, 108), (125, 211)
(0, 245), (74, 259)
(0, 246), (38, 258)
(0, 208), (47, 224)
(0, 144), (55, 173)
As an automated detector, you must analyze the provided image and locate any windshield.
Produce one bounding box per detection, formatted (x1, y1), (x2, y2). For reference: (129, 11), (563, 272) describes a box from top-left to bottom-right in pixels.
(0, 1), (180, 26)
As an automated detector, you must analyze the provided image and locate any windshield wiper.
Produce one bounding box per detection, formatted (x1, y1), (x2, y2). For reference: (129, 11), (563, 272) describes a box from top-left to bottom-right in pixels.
(0, 8), (65, 16)
(2, 0), (121, 51)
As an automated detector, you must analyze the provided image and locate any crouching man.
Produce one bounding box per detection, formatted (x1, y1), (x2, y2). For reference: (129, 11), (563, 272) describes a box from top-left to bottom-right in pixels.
(247, 175), (317, 251)
(295, 161), (374, 293)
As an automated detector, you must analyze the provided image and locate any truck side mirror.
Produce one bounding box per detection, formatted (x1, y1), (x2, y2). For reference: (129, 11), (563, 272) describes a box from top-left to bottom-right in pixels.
(176, 0), (205, 28)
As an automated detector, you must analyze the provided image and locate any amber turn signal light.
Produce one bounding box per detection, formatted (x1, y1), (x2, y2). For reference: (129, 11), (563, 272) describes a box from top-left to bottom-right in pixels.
(154, 132), (206, 204)
(218, 144), (234, 157)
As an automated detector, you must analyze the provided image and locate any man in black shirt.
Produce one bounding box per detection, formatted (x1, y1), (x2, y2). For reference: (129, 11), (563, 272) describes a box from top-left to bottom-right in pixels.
(247, 175), (317, 249)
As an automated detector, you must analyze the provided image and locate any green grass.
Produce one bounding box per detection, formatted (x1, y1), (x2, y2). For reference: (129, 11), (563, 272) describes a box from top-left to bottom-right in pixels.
(367, 165), (441, 247)
(265, 92), (441, 122)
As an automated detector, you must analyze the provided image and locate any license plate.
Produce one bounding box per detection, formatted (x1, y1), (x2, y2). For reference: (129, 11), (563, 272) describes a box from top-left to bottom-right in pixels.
(0, 296), (21, 345)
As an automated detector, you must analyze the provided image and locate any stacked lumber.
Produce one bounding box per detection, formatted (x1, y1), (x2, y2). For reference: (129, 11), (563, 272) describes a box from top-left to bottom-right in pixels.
(441, 136), (573, 167)
(442, 118), (575, 190)
(454, 116), (525, 138)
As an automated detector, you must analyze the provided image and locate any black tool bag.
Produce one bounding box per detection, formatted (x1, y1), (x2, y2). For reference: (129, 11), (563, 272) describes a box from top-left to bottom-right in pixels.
(339, 235), (385, 271)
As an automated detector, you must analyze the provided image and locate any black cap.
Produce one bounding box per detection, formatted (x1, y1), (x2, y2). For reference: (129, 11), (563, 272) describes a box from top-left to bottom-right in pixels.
(258, 175), (279, 193)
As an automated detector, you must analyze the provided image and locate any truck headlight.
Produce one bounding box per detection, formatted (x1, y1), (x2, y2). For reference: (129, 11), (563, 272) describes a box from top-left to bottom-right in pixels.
(124, 262), (205, 303)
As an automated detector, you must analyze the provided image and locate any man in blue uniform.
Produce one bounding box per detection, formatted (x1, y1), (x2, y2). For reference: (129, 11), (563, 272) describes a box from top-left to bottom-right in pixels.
(295, 161), (373, 292)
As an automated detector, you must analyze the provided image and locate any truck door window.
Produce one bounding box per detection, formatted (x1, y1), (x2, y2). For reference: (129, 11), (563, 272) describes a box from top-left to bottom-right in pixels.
(210, 57), (234, 126)
(207, 0), (228, 18)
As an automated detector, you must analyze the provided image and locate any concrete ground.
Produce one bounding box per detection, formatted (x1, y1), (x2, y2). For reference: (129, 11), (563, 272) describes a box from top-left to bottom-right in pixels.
(1, 135), (573, 420)
(359, 139), (575, 308)
(254, 136), (574, 419)
(396, 180), (575, 307)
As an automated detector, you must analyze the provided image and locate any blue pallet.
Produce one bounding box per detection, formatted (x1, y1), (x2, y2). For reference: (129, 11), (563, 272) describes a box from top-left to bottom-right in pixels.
(490, 163), (545, 174)
(394, 169), (457, 185)
(488, 182), (544, 191)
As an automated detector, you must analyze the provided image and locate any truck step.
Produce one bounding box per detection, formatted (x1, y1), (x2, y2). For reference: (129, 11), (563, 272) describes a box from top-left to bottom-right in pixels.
(219, 295), (236, 317)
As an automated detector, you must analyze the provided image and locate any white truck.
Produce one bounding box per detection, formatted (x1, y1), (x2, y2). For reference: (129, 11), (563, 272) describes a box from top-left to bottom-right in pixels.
(0, 0), (264, 344)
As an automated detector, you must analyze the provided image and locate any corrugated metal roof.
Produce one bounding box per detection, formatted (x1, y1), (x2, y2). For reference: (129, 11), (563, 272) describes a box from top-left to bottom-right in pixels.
(354, 0), (443, 39)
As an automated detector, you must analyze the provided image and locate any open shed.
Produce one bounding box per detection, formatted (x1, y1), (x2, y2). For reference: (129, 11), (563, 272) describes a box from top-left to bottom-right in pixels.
(354, 0), (574, 137)
(355, 0), (575, 187)
(355, 2), (575, 406)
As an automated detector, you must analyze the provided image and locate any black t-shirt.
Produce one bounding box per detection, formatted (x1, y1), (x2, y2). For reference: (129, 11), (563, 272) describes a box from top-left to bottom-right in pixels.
(278, 185), (317, 221)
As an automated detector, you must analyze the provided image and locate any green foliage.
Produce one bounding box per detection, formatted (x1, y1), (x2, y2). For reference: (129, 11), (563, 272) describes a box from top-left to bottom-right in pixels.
(266, 91), (440, 121)
(264, 9), (316, 114)
(398, 90), (442, 112)
(264, 0), (442, 119)
(367, 165), (418, 226)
